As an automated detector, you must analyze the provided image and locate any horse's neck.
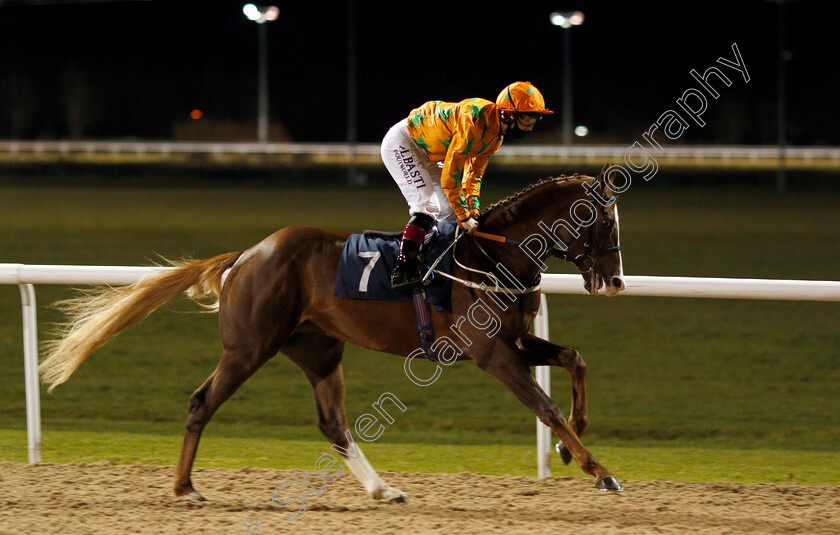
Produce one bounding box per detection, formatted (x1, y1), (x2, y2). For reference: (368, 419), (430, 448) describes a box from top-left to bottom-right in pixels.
(477, 179), (588, 280)
(484, 179), (586, 241)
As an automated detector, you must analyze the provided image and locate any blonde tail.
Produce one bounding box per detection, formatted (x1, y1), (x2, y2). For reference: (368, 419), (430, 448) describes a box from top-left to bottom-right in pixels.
(39, 251), (241, 391)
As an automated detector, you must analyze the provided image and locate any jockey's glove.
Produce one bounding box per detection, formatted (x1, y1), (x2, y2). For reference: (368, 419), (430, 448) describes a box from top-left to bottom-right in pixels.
(458, 217), (479, 233)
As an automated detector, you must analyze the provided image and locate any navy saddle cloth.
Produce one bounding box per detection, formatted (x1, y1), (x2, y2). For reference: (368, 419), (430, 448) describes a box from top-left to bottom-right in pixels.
(334, 220), (455, 307)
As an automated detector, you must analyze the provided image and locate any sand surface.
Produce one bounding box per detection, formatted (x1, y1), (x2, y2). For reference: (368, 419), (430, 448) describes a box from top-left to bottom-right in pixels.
(1, 461), (838, 534)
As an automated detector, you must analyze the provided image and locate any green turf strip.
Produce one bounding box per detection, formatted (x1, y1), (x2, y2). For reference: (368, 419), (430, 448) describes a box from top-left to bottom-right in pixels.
(1, 428), (836, 485)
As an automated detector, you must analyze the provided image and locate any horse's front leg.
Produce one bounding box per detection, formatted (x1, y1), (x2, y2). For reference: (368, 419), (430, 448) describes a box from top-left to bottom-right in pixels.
(475, 341), (622, 491)
(517, 332), (588, 465)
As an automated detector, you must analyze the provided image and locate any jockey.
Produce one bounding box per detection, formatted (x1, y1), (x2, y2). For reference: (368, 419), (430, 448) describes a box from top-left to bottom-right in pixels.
(381, 81), (553, 292)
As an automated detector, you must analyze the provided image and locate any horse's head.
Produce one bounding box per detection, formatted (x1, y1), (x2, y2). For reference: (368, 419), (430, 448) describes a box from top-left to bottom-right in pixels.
(478, 167), (626, 296)
(563, 165), (626, 296)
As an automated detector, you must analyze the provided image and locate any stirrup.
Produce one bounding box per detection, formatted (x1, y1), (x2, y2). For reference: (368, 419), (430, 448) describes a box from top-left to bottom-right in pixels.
(391, 248), (427, 292)
(391, 267), (427, 292)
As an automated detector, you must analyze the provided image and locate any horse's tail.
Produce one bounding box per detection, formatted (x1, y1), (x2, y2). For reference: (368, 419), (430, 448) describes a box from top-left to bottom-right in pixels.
(39, 251), (242, 392)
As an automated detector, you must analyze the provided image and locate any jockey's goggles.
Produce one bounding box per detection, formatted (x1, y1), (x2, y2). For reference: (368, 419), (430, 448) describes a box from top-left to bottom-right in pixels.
(516, 112), (544, 126)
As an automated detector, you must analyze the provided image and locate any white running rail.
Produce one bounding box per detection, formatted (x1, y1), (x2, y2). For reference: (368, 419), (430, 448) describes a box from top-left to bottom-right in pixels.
(2, 264), (838, 474)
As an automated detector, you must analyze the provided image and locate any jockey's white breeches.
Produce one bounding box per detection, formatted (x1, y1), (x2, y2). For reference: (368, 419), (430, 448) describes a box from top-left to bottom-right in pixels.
(380, 120), (455, 222)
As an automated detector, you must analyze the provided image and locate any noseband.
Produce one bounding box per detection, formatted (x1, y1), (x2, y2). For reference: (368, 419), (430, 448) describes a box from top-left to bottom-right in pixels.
(548, 219), (621, 274)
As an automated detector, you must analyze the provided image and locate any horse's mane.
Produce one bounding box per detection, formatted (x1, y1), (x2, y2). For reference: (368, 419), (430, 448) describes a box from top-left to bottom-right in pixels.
(480, 174), (592, 220)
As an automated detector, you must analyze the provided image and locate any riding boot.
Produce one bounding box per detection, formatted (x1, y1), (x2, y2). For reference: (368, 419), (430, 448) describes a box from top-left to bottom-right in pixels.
(391, 213), (436, 292)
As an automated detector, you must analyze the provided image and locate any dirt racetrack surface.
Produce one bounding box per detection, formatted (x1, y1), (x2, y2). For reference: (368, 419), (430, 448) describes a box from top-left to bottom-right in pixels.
(1, 461), (838, 535)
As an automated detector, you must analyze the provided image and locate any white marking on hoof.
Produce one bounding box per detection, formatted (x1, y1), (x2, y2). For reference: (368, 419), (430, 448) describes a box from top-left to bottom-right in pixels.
(376, 486), (408, 504)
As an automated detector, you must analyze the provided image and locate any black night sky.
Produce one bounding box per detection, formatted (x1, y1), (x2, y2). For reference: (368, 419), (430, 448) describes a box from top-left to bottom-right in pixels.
(0, 0), (837, 145)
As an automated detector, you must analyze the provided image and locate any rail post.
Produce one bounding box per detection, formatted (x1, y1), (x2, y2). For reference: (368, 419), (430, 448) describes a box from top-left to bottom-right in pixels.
(19, 283), (41, 463)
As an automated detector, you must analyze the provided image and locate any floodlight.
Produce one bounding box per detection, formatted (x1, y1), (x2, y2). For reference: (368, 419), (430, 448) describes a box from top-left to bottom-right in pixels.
(550, 11), (584, 28)
(243, 4), (260, 21)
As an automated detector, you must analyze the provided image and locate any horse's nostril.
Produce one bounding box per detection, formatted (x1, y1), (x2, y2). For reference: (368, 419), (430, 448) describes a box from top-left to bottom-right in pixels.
(612, 277), (624, 288)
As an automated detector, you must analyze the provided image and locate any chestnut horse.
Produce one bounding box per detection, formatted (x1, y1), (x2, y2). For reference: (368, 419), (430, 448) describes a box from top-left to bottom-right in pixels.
(40, 165), (626, 502)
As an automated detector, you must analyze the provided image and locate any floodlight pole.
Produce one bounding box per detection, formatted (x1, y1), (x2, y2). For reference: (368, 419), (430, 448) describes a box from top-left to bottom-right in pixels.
(775, 0), (787, 192)
(258, 22), (269, 144)
(562, 29), (572, 146)
(550, 11), (585, 147)
(347, 0), (359, 185)
(244, 4), (278, 144)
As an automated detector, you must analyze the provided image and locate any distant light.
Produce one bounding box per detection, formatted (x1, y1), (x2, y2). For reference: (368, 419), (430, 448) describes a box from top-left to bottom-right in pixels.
(574, 125), (589, 137)
(264, 6), (279, 21)
(190, 109), (203, 120)
(550, 11), (585, 28)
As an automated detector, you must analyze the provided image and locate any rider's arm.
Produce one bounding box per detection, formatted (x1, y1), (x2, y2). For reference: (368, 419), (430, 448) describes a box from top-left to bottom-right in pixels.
(441, 100), (499, 222)
(440, 131), (473, 222)
(463, 157), (487, 218)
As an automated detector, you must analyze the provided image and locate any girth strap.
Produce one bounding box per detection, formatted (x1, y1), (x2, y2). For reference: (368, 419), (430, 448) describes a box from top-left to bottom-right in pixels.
(410, 288), (437, 361)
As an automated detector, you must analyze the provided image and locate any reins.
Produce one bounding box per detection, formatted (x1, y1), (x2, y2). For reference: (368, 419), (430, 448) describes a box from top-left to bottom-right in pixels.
(420, 181), (622, 297)
(422, 228), (540, 295)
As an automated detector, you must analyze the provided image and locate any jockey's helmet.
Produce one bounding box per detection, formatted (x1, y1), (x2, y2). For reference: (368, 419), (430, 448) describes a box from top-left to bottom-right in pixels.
(496, 81), (554, 116)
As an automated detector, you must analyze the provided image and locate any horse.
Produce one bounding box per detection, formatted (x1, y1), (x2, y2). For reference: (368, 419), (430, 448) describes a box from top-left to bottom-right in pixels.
(39, 164), (627, 502)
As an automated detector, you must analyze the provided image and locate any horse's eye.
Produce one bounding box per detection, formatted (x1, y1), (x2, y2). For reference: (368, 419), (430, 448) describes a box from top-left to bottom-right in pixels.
(602, 219), (613, 228)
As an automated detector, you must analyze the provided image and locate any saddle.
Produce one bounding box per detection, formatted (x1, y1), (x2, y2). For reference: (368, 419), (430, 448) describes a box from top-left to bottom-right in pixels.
(334, 220), (454, 308)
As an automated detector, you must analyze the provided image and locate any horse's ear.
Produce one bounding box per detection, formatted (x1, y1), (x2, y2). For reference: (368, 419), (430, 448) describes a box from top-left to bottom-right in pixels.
(597, 163), (613, 197)
(598, 163), (610, 180)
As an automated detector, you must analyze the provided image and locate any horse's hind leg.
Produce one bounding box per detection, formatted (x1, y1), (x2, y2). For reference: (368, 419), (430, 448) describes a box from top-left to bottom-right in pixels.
(174, 347), (273, 499)
(281, 327), (408, 503)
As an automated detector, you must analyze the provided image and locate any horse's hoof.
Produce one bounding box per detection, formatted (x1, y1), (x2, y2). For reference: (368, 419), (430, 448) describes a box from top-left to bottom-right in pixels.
(377, 486), (408, 504)
(555, 441), (573, 465)
(596, 477), (624, 492)
(179, 490), (207, 501)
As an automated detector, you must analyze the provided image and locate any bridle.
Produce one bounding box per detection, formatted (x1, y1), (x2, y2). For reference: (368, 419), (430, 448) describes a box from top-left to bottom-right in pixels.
(547, 215), (621, 276)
